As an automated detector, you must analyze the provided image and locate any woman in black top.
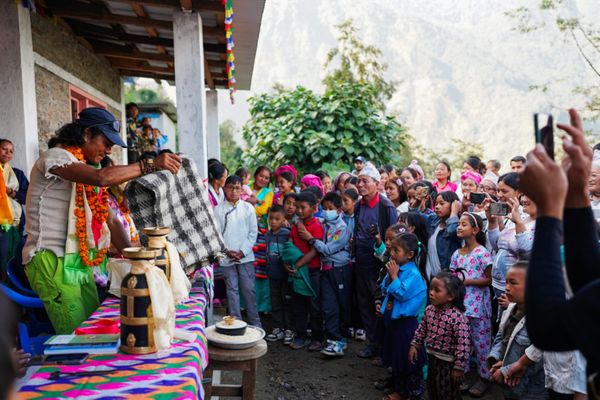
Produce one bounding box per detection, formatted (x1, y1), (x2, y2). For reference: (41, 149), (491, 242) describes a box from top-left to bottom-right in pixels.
(519, 109), (600, 384)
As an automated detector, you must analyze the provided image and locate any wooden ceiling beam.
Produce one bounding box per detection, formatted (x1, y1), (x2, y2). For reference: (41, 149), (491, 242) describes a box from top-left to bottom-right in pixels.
(83, 31), (173, 46)
(50, 2), (222, 37)
(207, 59), (223, 68)
(130, 2), (173, 70)
(108, 0), (223, 12)
(91, 41), (175, 62)
(118, 69), (223, 88)
(51, 3), (172, 29)
(180, 0), (193, 10)
(118, 69), (175, 81)
(204, 57), (215, 90)
(110, 60), (174, 75)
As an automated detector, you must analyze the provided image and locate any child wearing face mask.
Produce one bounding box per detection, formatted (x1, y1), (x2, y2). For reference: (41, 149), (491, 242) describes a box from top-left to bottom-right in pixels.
(297, 192), (351, 357)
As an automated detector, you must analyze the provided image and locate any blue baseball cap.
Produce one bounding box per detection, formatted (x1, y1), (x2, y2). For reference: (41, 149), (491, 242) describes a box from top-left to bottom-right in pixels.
(354, 156), (366, 163)
(77, 107), (127, 148)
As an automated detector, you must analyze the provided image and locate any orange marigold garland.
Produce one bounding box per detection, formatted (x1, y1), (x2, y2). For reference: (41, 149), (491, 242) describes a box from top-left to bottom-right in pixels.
(65, 146), (109, 267)
(119, 201), (139, 242)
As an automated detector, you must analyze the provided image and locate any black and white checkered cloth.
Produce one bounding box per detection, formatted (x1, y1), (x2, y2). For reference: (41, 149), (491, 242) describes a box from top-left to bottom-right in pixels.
(125, 158), (225, 273)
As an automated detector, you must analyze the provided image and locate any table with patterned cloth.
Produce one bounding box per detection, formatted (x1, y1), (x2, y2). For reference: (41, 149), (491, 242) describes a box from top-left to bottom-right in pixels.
(18, 287), (208, 400)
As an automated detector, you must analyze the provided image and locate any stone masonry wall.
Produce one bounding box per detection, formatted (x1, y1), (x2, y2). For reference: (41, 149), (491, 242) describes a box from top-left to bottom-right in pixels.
(30, 13), (123, 161)
(34, 65), (70, 150)
(30, 13), (121, 102)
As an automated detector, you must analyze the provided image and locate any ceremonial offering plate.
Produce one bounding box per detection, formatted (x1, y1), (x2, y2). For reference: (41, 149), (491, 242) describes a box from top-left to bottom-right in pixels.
(206, 325), (265, 349)
(122, 247), (160, 260)
(142, 226), (171, 236)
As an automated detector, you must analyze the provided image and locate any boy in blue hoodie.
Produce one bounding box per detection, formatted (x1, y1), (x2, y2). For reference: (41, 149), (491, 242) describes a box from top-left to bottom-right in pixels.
(297, 192), (351, 357)
(264, 204), (294, 344)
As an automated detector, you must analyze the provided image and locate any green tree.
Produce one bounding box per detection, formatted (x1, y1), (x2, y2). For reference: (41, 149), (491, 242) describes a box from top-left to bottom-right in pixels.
(242, 21), (407, 173)
(124, 80), (172, 104)
(323, 20), (398, 111)
(219, 119), (243, 171)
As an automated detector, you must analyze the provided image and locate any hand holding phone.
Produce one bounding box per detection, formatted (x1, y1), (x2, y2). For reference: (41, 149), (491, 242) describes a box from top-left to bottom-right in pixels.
(469, 192), (486, 205)
(370, 224), (380, 237)
(489, 202), (509, 217)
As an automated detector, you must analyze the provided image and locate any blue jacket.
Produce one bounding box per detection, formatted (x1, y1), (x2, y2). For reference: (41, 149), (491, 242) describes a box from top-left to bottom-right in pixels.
(421, 210), (461, 270)
(380, 261), (427, 320)
(311, 214), (351, 267)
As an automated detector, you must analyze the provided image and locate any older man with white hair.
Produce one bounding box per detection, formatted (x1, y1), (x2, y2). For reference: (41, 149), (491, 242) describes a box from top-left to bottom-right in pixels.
(352, 162), (398, 358)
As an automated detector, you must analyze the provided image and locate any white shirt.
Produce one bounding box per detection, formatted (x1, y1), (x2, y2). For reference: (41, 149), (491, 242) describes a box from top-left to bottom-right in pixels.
(214, 200), (257, 266)
(23, 148), (81, 264)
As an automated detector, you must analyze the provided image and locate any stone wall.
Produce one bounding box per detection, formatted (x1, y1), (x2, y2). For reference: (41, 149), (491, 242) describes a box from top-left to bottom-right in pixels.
(30, 13), (124, 161)
(34, 65), (70, 150)
(30, 13), (121, 102)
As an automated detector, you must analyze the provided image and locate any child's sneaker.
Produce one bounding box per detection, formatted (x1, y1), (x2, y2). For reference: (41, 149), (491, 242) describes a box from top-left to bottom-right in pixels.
(308, 340), (322, 352)
(289, 337), (308, 350)
(355, 329), (367, 341)
(321, 340), (345, 357)
(283, 330), (295, 345)
(266, 328), (284, 342)
(339, 338), (348, 351)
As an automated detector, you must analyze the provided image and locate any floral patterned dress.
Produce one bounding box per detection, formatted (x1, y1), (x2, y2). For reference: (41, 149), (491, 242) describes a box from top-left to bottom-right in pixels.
(449, 245), (493, 379)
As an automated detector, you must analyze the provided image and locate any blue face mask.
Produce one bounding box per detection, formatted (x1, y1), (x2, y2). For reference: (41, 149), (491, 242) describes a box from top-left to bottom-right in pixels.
(323, 210), (338, 222)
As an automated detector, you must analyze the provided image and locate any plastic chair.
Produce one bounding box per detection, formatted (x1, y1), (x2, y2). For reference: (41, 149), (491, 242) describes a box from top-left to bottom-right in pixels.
(0, 284), (53, 355)
(6, 260), (35, 297)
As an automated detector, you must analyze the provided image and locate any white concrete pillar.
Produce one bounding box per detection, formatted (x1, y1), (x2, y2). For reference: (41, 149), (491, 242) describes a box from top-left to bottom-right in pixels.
(0, 2), (39, 174)
(206, 90), (220, 160)
(174, 10), (207, 177)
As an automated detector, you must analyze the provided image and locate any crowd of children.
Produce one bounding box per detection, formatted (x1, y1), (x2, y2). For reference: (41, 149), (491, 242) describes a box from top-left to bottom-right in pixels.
(208, 153), (588, 400)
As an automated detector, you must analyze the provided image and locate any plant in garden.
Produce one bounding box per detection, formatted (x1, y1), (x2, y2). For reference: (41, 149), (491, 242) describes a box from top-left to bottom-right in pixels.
(242, 20), (407, 173)
(219, 119), (243, 170)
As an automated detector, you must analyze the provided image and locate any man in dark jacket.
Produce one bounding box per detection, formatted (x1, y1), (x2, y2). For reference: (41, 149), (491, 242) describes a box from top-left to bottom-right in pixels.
(353, 162), (398, 358)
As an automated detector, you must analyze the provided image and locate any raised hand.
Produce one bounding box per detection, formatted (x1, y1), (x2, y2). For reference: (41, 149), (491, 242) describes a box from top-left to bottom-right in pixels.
(558, 108), (593, 208)
(155, 152), (182, 174)
(519, 145), (568, 220)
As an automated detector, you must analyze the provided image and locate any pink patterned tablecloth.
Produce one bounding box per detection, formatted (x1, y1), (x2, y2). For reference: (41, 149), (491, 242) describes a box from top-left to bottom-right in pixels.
(18, 287), (208, 400)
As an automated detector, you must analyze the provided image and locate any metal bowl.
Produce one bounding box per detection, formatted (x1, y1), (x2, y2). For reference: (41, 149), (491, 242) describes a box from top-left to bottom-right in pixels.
(215, 319), (248, 336)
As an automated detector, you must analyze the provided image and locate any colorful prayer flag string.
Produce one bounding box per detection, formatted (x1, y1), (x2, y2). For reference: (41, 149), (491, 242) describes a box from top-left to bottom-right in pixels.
(222, 0), (236, 103)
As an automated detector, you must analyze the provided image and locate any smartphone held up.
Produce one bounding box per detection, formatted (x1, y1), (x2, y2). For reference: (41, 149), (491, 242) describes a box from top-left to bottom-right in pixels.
(489, 202), (509, 217)
(534, 113), (554, 161)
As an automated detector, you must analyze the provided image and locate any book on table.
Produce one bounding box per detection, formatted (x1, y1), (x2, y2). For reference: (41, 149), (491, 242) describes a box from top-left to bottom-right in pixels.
(43, 334), (120, 355)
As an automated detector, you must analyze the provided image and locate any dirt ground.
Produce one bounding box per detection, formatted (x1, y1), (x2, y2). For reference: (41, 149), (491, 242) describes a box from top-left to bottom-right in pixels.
(214, 310), (504, 400)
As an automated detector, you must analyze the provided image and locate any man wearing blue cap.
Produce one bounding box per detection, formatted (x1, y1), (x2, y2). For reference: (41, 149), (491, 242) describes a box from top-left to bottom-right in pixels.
(23, 107), (182, 333)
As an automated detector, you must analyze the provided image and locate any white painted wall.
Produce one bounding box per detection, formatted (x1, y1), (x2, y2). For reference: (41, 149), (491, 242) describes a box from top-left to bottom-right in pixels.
(0, 3), (39, 174)
(206, 90), (220, 160)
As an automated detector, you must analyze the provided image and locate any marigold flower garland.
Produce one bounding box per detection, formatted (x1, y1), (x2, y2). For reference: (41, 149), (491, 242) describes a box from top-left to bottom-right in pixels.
(119, 201), (139, 242)
(65, 146), (108, 267)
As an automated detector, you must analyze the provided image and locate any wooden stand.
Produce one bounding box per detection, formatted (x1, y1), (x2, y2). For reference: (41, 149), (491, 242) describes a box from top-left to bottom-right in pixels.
(203, 340), (267, 399)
